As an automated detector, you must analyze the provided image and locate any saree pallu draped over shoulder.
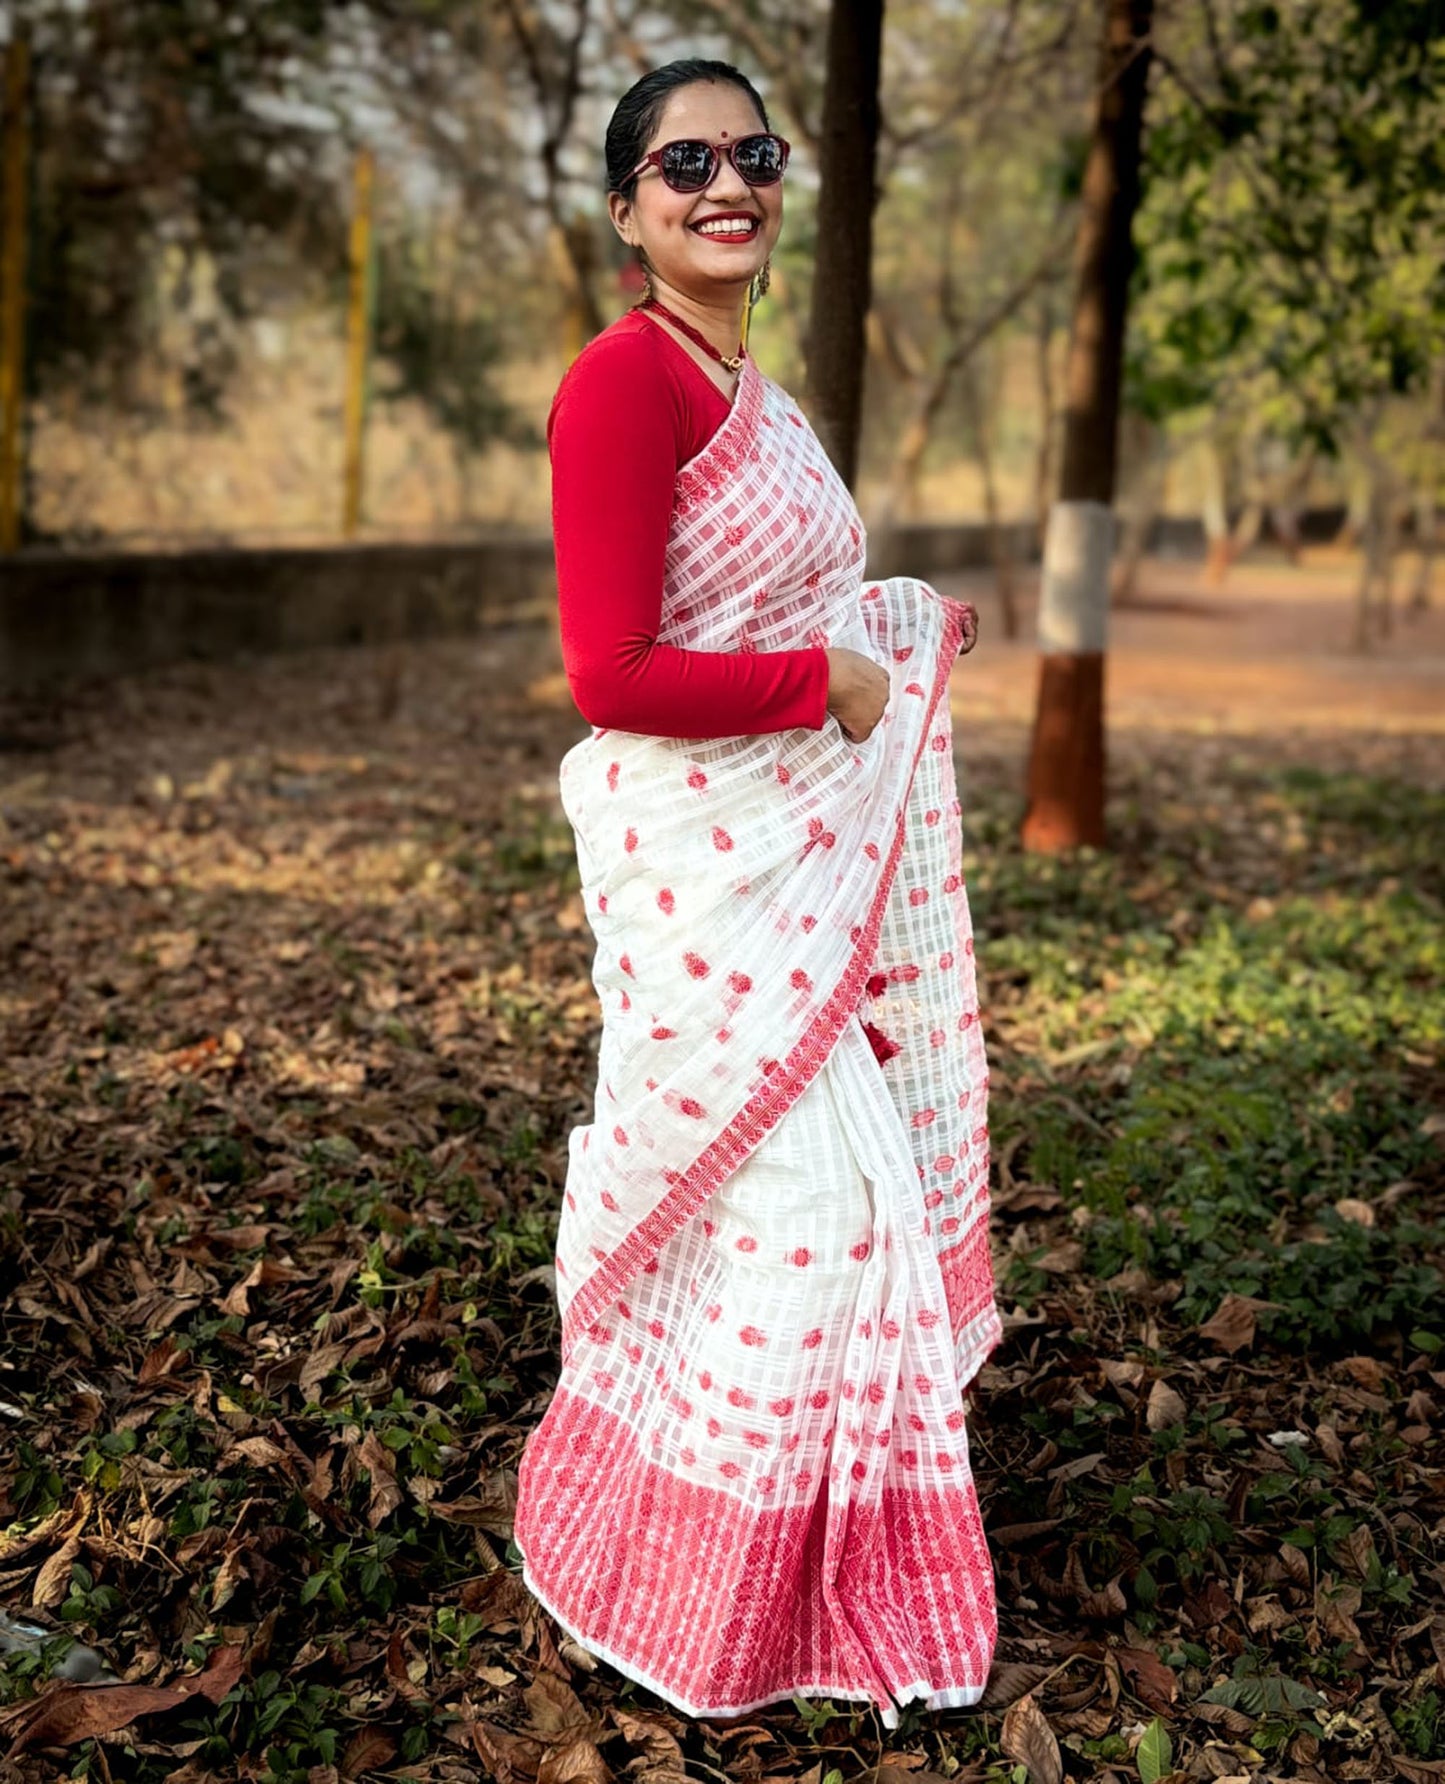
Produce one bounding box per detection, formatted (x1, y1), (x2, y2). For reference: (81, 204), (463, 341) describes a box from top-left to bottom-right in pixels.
(514, 348), (1004, 1727)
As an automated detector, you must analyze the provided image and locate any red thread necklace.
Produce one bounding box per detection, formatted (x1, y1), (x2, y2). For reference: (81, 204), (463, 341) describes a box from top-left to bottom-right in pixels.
(640, 297), (746, 373)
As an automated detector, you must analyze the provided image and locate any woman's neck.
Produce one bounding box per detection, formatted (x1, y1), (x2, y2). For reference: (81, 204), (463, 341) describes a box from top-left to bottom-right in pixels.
(646, 278), (747, 359)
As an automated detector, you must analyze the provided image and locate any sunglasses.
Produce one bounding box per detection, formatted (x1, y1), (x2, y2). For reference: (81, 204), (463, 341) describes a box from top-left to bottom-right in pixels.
(627, 132), (791, 194)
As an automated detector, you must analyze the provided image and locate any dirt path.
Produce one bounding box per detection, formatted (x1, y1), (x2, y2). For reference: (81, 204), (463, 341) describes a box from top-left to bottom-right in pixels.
(939, 550), (1445, 734)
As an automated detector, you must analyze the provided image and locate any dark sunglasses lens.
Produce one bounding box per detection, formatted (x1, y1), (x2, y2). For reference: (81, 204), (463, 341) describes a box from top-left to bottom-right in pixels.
(660, 141), (714, 190)
(735, 135), (785, 183)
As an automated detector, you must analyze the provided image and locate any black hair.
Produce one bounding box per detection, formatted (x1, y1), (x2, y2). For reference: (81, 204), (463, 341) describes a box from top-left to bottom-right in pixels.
(604, 59), (770, 197)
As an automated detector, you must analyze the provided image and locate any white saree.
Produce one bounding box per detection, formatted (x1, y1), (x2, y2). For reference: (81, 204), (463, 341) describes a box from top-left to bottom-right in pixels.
(514, 343), (1003, 1726)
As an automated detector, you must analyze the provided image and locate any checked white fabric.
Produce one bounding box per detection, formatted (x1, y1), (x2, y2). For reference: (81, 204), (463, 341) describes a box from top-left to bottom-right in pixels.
(514, 336), (1003, 1726)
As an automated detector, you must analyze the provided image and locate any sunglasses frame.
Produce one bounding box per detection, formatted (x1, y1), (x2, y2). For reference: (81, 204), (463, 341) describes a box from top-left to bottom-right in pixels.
(626, 132), (791, 194)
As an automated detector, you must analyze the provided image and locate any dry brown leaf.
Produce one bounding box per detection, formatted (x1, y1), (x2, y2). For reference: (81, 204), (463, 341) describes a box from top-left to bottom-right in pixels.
(209, 1543), (250, 1611)
(1278, 1542), (1311, 1587)
(1333, 1197), (1375, 1226)
(342, 1727), (398, 1778)
(1197, 1292), (1280, 1354)
(1000, 1690), (1062, 1784)
(1340, 1354), (1388, 1391)
(538, 1738), (610, 1784)
(4, 1645), (242, 1757)
(459, 1568), (533, 1629)
(978, 1661), (1055, 1710)
(1115, 1645), (1178, 1713)
(609, 1707), (686, 1784)
(1146, 1379), (1187, 1430)
(31, 1534), (82, 1610)
(357, 1428), (403, 1526)
(469, 1718), (543, 1784)
(525, 1669), (591, 1738)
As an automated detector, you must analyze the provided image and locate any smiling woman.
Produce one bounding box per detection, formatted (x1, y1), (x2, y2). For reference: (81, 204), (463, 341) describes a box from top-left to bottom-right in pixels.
(511, 57), (999, 1731)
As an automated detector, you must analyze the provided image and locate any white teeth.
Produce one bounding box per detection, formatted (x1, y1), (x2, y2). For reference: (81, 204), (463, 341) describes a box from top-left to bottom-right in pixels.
(695, 219), (756, 237)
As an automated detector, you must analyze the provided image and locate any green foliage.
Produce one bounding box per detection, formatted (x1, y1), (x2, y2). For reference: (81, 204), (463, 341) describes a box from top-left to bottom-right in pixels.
(1200, 1644), (1326, 1717)
(1136, 1717), (1173, 1784)
(977, 760), (1444, 1356)
(1132, 0), (1445, 444)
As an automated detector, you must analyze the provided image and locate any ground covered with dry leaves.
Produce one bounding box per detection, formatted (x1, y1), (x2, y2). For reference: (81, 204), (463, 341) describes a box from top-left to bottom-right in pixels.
(1, 621), (1442, 1784)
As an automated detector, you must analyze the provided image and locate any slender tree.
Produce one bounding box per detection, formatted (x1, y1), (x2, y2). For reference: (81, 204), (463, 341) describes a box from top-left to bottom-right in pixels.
(1021, 0), (1153, 853)
(803, 0), (885, 488)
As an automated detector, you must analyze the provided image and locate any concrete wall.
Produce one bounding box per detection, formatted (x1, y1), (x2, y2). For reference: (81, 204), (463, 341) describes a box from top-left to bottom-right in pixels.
(0, 535), (557, 690)
(0, 508), (1354, 692)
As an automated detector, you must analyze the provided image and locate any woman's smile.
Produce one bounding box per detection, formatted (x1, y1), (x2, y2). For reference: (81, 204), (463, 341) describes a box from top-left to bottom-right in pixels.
(688, 212), (762, 241)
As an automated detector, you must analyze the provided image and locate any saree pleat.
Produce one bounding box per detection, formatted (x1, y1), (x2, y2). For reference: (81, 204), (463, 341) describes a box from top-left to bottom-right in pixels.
(514, 344), (1002, 1726)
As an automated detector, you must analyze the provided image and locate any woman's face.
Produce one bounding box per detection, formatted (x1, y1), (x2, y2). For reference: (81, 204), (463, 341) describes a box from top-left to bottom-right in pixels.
(609, 80), (782, 303)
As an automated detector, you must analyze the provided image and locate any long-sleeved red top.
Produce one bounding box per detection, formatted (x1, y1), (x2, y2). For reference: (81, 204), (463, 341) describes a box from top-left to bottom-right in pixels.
(548, 308), (832, 739)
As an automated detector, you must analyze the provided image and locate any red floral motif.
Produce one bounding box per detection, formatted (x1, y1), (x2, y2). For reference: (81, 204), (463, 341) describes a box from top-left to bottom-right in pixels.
(802, 1328), (823, 1349)
(619, 954), (635, 977)
(651, 1026), (675, 1040)
(687, 767), (708, 790)
(728, 971), (752, 994)
(682, 951), (710, 978)
(624, 827), (638, 851)
(606, 762), (620, 792)
(739, 1325), (768, 1346)
(712, 826), (734, 851)
(613, 1126), (629, 1146)
(790, 968), (812, 991)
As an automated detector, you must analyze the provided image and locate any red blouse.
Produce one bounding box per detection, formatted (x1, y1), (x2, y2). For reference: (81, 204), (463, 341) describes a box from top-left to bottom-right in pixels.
(548, 309), (832, 739)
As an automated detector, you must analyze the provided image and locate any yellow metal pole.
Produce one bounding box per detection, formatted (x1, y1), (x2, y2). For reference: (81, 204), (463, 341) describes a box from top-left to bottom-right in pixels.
(0, 33), (31, 554)
(341, 145), (375, 540)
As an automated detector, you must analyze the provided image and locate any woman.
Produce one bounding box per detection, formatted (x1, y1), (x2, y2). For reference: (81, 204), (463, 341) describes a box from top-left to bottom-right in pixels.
(513, 58), (1003, 1728)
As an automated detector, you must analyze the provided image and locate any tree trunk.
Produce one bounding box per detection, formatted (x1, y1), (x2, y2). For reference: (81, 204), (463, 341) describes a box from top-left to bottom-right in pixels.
(1412, 480), (1437, 613)
(1200, 435), (1232, 583)
(1112, 411), (1166, 607)
(1033, 289), (1058, 550)
(1021, 0), (1153, 854)
(803, 0), (884, 489)
(961, 356), (1019, 639)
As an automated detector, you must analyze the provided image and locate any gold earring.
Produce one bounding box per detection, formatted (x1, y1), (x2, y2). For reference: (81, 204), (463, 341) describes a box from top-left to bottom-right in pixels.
(638, 258), (653, 305)
(750, 256), (772, 305)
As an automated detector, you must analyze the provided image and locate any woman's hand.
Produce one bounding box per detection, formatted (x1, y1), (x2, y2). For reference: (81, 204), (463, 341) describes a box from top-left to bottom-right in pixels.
(825, 647), (891, 743)
(958, 603), (979, 655)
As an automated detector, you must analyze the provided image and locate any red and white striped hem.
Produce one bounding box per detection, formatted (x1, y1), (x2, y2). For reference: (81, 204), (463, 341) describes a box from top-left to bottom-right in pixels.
(514, 1387), (996, 1729)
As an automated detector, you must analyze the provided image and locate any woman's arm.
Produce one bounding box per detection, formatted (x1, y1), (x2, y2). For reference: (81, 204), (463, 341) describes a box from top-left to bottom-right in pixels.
(549, 334), (831, 738)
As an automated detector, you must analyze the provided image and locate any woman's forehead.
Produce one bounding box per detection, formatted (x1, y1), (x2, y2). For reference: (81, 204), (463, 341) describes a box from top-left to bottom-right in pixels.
(649, 81), (765, 146)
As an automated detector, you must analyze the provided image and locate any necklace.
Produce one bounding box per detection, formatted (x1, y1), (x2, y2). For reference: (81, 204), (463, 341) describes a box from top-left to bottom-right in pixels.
(640, 296), (746, 373)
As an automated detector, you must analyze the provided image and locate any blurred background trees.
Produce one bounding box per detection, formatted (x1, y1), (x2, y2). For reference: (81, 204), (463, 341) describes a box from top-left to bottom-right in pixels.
(0, 0), (1440, 577)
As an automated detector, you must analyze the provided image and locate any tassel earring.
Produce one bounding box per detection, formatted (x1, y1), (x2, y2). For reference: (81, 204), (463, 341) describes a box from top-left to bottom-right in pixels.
(749, 256), (772, 306)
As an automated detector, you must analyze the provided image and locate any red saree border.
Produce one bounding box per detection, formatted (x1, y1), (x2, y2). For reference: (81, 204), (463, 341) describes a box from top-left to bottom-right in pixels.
(515, 1385), (995, 1718)
(561, 594), (970, 1359)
